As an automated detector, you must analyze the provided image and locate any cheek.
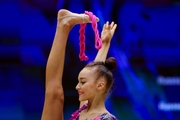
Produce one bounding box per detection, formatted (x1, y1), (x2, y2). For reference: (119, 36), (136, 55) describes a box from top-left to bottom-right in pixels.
(82, 82), (96, 91)
(82, 84), (91, 90)
(86, 83), (97, 93)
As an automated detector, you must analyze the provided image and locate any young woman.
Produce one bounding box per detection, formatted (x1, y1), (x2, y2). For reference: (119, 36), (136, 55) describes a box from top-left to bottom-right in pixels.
(41, 9), (117, 120)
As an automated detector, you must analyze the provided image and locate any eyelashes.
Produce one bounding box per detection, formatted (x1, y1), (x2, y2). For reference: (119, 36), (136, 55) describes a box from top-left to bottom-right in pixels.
(80, 82), (86, 85)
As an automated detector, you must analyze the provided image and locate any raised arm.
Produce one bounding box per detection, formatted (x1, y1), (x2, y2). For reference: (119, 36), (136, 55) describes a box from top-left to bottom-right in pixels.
(79, 21), (117, 107)
(95, 21), (117, 61)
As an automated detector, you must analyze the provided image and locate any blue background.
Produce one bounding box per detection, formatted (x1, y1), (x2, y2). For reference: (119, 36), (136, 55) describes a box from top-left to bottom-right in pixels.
(0, 0), (180, 120)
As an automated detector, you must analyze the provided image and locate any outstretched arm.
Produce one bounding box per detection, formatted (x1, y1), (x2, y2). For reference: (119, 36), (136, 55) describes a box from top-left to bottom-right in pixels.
(95, 21), (117, 61)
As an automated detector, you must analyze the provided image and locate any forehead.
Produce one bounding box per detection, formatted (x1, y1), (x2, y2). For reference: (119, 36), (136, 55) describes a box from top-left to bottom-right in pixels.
(78, 67), (97, 79)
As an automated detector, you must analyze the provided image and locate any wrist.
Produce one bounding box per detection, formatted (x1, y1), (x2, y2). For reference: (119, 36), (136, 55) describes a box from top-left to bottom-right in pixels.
(102, 40), (110, 46)
(102, 37), (111, 43)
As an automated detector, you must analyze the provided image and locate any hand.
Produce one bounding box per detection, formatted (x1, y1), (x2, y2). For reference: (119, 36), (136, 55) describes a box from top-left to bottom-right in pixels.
(101, 21), (117, 43)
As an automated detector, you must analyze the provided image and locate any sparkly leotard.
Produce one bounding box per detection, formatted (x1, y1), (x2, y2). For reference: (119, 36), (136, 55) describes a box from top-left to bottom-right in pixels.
(70, 104), (117, 120)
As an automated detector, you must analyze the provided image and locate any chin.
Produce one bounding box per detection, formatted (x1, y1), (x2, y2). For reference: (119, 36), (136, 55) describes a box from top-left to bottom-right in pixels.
(79, 98), (84, 101)
(78, 97), (87, 102)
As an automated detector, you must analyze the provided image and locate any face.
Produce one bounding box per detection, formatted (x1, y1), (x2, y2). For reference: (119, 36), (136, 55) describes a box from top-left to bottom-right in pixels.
(76, 67), (98, 101)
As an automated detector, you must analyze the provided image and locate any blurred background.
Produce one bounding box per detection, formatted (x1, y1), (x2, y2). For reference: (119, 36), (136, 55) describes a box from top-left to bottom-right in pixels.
(0, 0), (180, 120)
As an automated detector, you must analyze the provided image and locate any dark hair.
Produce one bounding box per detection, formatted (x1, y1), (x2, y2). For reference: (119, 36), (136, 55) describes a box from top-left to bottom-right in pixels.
(85, 57), (117, 93)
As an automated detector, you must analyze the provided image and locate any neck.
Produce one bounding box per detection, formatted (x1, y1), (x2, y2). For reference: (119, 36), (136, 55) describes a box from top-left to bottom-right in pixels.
(86, 94), (107, 113)
(79, 95), (108, 120)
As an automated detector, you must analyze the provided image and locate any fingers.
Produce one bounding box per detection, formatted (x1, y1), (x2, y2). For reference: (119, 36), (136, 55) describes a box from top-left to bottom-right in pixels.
(112, 23), (117, 31)
(106, 21), (109, 27)
(103, 21), (109, 29)
(102, 22), (106, 29)
(110, 21), (114, 29)
(103, 21), (117, 30)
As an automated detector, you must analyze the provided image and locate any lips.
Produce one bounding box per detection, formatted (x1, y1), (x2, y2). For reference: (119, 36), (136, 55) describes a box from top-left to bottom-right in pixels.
(78, 91), (84, 96)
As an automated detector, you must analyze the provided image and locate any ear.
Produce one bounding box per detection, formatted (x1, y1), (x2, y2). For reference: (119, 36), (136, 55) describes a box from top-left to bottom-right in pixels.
(97, 82), (105, 90)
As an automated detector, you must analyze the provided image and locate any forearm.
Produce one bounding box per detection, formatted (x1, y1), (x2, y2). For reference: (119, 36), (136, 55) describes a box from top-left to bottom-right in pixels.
(94, 41), (110, 62)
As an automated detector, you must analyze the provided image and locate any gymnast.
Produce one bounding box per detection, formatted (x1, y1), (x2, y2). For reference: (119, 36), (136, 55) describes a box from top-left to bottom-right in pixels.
(41, 9), (117, 120)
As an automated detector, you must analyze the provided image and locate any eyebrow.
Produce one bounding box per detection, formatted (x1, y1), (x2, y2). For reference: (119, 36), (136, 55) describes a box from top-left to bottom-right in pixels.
(78, 77), (87, 81)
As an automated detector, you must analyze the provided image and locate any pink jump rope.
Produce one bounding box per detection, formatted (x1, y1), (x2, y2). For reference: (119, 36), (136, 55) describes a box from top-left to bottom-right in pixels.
(79, 11), (102, 61)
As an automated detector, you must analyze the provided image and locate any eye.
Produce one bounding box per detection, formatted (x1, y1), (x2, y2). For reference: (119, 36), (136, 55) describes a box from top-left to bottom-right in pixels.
(81, 82), (86, 85)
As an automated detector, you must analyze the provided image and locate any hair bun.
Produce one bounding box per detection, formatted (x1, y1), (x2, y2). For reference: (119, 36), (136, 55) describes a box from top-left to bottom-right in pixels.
(105, 57), (117, 71)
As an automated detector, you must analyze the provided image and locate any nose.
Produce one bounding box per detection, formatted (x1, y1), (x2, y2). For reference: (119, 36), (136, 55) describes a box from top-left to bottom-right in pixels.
(75, 83), (80, 90)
